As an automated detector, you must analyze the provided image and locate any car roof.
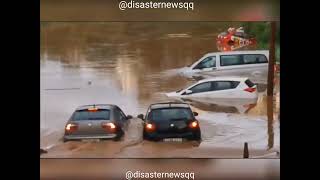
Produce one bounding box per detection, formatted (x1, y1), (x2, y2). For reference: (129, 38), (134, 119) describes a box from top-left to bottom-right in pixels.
(76, 104), (116, 111)
(204, 50), (269, 56)
(197, 76), (249, 83)
(149, 102), (190, 109)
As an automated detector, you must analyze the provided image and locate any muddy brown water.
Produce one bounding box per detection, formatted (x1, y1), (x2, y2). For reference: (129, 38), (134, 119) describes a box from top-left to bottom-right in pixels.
(40, 22), (279, 158)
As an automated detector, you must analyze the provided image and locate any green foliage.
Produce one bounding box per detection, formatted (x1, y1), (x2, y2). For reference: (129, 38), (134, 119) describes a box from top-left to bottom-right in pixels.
(241, 22), (280, 63)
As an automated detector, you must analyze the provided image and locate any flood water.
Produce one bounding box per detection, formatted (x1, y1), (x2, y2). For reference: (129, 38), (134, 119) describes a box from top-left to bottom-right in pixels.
(40, 22), (280, 158)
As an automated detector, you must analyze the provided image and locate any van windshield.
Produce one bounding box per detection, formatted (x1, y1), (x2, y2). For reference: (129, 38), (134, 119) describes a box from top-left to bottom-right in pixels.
(193, 56), (216, 69)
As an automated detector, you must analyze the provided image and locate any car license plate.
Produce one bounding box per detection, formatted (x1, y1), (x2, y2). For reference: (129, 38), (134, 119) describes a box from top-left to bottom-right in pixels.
(82, 139), (100, 142)
(163, 138), (183, 142)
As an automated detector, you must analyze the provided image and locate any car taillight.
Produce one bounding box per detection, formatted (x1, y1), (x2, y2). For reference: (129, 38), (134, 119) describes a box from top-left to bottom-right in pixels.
(189, 120), (199, 129)
(65, 123), (78, 134)
(102, 122), (117, 133)
(87, 107), (98, 112)
(244, 87), (256, 93)
(145, 123), (156, 132)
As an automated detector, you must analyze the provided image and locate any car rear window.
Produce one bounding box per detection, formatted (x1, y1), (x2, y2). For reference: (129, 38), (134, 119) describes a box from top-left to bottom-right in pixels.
(148, 108), (193, 122)
(72, 109), (110, 121)
(244, 79), (255, 87)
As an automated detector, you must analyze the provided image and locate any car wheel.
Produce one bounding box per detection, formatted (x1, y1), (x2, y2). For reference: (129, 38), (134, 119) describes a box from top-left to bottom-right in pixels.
(143, 135), (159, 141)
(113, 129), (124, 141)
(143, 132), (158, 141)
(143, 133), (150, 141)
(192, 131), (201, 141)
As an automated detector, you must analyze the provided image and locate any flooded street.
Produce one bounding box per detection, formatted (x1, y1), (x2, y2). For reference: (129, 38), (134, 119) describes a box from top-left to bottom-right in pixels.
(40, 22), (280, 158)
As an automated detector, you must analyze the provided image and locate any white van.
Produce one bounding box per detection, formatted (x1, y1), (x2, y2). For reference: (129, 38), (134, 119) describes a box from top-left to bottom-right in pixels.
(181, 50), (269, 83)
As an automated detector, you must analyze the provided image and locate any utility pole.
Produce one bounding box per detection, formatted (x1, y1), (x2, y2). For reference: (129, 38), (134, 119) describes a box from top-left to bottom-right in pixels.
(268, 21), (276, 96)
(267, 21), (276, 149)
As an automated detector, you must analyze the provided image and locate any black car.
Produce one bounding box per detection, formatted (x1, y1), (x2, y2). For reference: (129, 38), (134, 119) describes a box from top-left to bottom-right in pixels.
(137, 102), (201, 141)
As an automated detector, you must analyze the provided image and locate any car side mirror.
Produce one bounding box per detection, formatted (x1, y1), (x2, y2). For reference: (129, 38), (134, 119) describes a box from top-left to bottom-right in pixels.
(193, 112), (199, 116)
(137, 114), (144, 120)
(126, 115), (133, 119)
(185, 89), (192, 95)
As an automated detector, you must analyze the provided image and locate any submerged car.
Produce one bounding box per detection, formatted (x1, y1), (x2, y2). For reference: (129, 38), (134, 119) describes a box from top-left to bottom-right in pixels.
(166, 77), (258, 99)
(63, 104), (132, 142)
(180, 50), (269, 83)
(172, 98), (257, 114)
(138, 102), (201, 142)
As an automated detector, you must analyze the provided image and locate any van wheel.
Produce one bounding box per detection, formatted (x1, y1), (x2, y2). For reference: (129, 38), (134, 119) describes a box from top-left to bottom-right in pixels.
(142, 134), (149, 141)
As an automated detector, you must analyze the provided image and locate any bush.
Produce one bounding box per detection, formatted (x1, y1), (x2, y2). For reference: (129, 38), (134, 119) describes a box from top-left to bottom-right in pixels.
(241, 22), (280, 62)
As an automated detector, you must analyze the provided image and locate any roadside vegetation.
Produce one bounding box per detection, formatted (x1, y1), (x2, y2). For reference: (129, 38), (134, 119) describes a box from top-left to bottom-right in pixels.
(241, 22), (280, 63)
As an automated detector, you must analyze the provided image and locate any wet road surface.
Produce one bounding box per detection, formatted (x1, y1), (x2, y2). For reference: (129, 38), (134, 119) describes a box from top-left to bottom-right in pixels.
(41, 22), (279, 158)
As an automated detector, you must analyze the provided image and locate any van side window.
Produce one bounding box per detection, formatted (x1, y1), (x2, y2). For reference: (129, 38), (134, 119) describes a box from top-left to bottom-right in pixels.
(243, 54), (268, 64)
(220, 55), (243, 66)
(211, 81), (240, 91)
(193, 56), (216, 69)
(189, 82), (212, 94)
(221, 54), (268, 66)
